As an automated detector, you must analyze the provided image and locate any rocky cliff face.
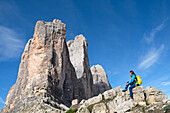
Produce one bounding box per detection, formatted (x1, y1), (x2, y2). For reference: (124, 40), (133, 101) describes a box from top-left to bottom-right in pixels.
(75, 86), (169, 113)
(91, 65), (112, 96)
(1, 19), (80, 113)
(67, 35), (93, 99)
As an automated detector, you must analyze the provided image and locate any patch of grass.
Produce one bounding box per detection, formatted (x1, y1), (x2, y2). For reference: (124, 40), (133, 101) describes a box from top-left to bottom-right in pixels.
(102, 96), (116, 104)
(87, 104), (95, 113)
(79, 107), (83, 112)
(142, 107), (145, 113)
(72, 108), (78, 112)
(127, 108), (134, 112)
(144, 100), (149, 105)
(113, 96), (116, 100)
(164, 105), (170, 110)
(103, 98), (113, 103)
(66, 108), (78, 113)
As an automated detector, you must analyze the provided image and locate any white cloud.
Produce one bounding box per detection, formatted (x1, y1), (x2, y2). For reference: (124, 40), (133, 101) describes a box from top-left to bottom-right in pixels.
(144, 18), (168, 44)
(0, 25), (24, 61)
(138, 44), (164, 69)
(161, 81), (170, 86)
(0, 97), (5, 104)
(111, 71), (119, 76)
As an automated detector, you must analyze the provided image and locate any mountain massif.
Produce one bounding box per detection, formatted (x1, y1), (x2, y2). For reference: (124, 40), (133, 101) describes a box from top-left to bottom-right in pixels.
(1, 19), (169, 113)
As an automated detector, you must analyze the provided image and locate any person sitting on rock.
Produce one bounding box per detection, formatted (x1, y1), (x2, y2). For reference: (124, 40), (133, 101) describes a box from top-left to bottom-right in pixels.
(122, 70), (139, 100)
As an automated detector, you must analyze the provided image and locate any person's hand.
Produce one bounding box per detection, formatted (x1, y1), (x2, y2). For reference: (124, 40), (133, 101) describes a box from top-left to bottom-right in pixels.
(126, 83), (128, 85)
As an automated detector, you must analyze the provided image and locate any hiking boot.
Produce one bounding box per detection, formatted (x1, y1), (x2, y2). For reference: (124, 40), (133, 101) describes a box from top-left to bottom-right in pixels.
(128, 97), (133, 100)
(122, 89), (127, 92)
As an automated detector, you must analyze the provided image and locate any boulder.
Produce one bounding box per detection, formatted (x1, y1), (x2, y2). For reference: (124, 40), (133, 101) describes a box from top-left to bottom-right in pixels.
(83, 94), (103, 107)
(132, 86), (146, 106)
(72, 99), (79, 106)
(91, 65), (112, 96)
(92, 103), (107, 113)
(145, 86), (168, 105)
(114, 100), (137, 112)
(103, 86), (121, 100)
(133, 86), (145, 102)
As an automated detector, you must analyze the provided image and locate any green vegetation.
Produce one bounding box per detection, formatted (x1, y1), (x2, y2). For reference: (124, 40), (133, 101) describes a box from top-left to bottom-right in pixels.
(102, 95), (116, 104)
(103, 98), (113, 103)
(87, 104), (95, 113)
(66, 108), (78, 113)
(136, 103), (139, 106)
(144, 100), (149, 105)
(164, 105), (170, 111)
(79, 107), (83, 112)
(142, 107), (145, 113)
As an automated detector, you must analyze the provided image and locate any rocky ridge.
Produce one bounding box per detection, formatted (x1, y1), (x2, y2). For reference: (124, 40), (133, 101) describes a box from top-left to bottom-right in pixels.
(74, 86), (169, 113)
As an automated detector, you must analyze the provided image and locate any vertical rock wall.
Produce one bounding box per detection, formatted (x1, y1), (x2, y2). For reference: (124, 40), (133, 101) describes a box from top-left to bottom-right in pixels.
(2, 19), (80, 113)
(67, 35), (93, 99)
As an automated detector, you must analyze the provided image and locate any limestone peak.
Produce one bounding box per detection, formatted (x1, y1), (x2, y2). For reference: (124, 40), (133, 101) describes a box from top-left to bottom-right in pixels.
(74, 34), (88, 47)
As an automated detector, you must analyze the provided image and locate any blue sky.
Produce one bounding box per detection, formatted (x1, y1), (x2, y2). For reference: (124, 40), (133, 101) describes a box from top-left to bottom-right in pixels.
(0, 0), (170, 110)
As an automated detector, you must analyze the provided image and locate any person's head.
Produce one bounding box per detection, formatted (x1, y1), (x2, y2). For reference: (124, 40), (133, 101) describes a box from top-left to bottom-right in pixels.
(129, 70), (135, 75)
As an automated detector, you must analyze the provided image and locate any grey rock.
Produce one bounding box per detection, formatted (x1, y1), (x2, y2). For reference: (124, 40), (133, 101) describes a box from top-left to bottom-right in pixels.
(92, 103), (108, 113)
(67, 34), (93, 99)
(18, 101), (65, 113)
(103, 86), (121, 100)
(77, 107), (90, 113)
(76, 86), (169, 113)
(114, 100), (137, 112)
(72, 99), (79, 106)
(145, 86), (168, 105)
(83, 94), (103, 107)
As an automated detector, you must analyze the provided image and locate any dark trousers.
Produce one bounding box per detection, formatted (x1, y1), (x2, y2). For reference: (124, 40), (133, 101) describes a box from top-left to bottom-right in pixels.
(125, 81), (136, 99)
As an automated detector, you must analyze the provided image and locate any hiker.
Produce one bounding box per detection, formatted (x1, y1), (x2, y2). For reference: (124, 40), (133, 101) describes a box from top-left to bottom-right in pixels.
(122, 70), (141, 100)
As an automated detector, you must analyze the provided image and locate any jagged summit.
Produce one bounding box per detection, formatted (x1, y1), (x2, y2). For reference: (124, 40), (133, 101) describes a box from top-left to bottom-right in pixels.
(33, 19), (66, 40)
(53, 19), (63, 23)
(67, 34), (88, 48)
(74, 34), (87, 46)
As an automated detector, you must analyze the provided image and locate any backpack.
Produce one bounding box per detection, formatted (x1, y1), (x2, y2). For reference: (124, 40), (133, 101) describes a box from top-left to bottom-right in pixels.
(135, 75), (142, 87)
